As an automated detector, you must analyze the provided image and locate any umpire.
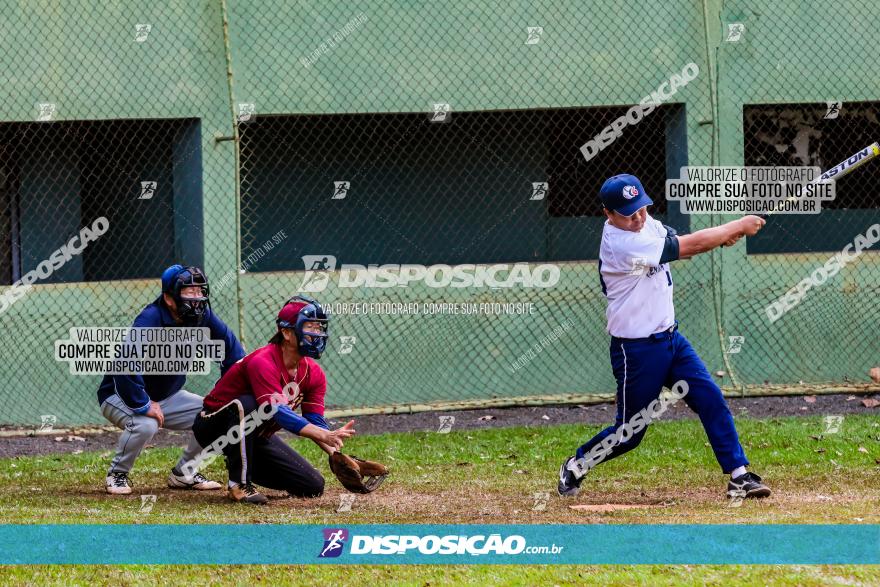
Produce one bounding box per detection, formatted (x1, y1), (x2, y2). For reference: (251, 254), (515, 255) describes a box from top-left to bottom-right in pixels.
(97, 264), (245, 494)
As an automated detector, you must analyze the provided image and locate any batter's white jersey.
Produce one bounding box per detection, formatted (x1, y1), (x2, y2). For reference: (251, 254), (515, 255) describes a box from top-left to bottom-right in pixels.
(599, 214), (676, 338)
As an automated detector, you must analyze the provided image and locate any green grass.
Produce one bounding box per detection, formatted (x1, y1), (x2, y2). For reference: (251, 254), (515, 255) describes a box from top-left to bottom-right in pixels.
(0, 414), (876, 524)
(0, 564), (878, 587)
(0, 414), (877, 584)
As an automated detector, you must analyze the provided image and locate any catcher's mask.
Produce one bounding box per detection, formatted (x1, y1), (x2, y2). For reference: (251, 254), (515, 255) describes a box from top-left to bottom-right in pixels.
(276, 295), (329, 359)
(161, 264), (210, 326)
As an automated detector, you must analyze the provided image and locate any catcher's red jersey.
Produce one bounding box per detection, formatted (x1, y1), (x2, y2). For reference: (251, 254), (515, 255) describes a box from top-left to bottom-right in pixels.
(203, 342), (326, 416)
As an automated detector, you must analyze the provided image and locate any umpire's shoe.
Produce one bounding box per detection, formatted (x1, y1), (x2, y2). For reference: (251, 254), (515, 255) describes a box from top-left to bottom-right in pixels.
(105, 471), (133, 495)
(727, 471), (771, 499)
(228, 482), (269, 505)
(167, 468), (222, 490)
(557, 456), (584, 497)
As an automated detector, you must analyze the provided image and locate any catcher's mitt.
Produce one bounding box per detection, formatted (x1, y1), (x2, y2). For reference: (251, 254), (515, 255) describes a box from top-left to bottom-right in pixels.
(329, 452), (389, 494)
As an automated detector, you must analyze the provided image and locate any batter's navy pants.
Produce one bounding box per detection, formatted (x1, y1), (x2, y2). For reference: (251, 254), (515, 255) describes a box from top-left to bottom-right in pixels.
(575, 327), (749, 473)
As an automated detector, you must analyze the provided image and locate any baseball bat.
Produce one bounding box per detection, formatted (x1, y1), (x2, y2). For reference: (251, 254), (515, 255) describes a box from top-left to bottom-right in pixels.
(761, 142), (880, 218)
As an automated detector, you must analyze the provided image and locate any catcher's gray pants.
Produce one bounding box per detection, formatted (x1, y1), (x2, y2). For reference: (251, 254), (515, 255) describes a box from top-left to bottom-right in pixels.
(100, 390), (204, 475)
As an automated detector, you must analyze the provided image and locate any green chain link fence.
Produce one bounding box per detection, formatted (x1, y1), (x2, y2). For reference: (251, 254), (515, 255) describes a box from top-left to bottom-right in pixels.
(716, 1), (880, 389)
(0, 0), (877, 426)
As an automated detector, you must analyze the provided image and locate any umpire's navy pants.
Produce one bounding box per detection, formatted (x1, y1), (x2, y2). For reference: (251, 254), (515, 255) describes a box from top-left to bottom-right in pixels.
(575, 328), (749, 473)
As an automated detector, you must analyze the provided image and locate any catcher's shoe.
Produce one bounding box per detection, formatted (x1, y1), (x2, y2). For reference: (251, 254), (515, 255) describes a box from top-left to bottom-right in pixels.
(167, 468), (222, 490)
(557, 456), (583, 497)
(727, 471), (771, 499)
(228, 482), (269, 505)
(105, 471), (133, 495)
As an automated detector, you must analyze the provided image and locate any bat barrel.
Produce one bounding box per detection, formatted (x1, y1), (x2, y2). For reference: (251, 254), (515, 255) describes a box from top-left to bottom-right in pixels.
(760, 142), (880, 219)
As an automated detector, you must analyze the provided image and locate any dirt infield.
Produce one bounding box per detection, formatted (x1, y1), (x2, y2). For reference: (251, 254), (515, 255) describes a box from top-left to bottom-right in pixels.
(0, 392), (875, 459)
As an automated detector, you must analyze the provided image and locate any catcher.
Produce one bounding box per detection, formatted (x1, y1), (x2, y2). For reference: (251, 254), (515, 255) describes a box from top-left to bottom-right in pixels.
(192, 295), (388, 504)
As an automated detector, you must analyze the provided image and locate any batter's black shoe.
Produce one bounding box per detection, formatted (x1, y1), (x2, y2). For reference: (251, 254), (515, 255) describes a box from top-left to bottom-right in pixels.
(727, 471), (771, 499)
(557, 456), (584, 497)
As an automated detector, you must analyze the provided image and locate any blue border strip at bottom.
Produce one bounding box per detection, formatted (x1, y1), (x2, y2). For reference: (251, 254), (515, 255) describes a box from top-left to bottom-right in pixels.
(0, 525), (877, 565)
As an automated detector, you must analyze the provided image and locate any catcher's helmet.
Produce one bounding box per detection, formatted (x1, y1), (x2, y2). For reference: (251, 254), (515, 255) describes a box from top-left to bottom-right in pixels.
(161, 264), (210, 326)
(276, 295), (330, 359)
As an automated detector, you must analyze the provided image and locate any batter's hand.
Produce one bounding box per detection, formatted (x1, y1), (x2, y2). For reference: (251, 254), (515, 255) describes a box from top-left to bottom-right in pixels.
(739, 215), (766, 237)
(723, 234), (743, 247)
(322, 420), (356, 452)
(145, 401), (164, 428)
